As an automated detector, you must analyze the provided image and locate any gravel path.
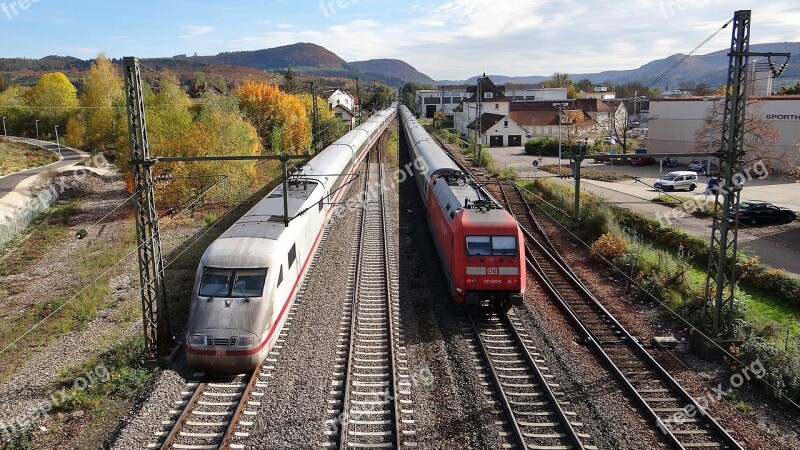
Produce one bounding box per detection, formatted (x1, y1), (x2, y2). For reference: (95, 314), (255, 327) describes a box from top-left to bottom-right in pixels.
(243, 162), (367, 448)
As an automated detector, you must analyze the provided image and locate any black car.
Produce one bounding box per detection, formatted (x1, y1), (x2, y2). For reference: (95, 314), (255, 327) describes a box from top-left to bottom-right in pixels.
(730, 202), (797, 226)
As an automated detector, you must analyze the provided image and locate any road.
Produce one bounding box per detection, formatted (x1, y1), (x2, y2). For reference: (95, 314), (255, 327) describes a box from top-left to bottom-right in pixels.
(488, 146), (800, 278)
(0, 137), (85, 197)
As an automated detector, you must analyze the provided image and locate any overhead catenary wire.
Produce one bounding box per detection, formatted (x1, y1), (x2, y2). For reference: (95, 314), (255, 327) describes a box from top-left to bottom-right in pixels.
(514, 181), (800, 411)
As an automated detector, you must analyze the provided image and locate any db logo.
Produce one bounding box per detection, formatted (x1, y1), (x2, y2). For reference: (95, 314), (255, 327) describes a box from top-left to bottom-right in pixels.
(487, 267), (498, 275)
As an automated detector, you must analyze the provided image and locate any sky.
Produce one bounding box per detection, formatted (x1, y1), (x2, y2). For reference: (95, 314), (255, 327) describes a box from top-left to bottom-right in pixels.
(0, 0), (799, 80)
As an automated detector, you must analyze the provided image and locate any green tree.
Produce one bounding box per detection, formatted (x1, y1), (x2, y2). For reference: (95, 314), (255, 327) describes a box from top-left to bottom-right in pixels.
(283, 68), (299, 94)
(400, 82), (434, 114)
(79, 54), (126, 152)
(0, 73), (7, 92)
(29, 72), (79, 130)
(574, 78), (594, 93)
(776, 81), (800, 95)
(542, 72), (573, 88)
(0, 85), (32, 135)
(367, 85), (393, 110)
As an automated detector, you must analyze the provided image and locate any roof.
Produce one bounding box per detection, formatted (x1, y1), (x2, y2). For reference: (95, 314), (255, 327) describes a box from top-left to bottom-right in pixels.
(332, 103), (354, 115)
(467, 113), (506, 133)
(571, 98), (615, 113)
(509, 109), (559, 127)
(465, 77), (509, 103)
(503, 83), (546, 90)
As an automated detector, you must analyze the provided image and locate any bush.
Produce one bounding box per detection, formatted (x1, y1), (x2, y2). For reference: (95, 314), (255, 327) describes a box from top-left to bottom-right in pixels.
(736, 337), (800, 403)
(591, 233), (627, 261)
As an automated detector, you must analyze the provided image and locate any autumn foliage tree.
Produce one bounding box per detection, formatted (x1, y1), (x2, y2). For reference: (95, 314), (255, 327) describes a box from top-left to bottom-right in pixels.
(234, 81), (310, 154)
(29, 72), (78, 131)
(78, 54), (126, 152)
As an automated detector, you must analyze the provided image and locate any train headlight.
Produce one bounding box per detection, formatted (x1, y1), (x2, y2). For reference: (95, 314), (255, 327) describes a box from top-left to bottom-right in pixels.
(188, 334), (207, 346)
(236, 336), (256, 348)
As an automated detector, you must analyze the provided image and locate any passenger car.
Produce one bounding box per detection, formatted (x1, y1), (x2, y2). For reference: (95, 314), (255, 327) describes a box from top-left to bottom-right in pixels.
(730, 201), (797, 226)
(688, 159), (718, 173)
(631, 156), (656, 166)
(653, 171), (698, 191)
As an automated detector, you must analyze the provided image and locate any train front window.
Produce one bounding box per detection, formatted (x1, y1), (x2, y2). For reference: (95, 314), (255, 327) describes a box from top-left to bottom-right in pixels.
(231, 269), (268, 298)
(199, 268), (233, 297)
(466, 236), (492, 256)
(466, 236), (517, 256)
(492, 236), (517, 256)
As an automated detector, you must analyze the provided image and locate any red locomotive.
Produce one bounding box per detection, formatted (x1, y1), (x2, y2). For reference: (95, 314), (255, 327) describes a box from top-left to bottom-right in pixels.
(400, 106), (525, 311)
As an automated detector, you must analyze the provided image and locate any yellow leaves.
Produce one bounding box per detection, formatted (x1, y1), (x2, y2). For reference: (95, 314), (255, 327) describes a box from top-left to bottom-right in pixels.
(233, 81), (310, 155)
(31, 72), (79, 129)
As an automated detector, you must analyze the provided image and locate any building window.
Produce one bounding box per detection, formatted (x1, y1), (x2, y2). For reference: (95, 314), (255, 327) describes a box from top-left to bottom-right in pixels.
(504, 120), (508, 127)
(484, 92), (493, 99)
(495, 103), (499, 109)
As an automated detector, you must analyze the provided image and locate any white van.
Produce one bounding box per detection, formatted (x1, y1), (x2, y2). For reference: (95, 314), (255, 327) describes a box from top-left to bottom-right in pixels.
(653, 171), (698, 192)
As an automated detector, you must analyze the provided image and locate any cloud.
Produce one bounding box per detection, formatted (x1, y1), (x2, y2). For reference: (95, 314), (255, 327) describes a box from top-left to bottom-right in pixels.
(180, 25), (215, 39)
(275, 23), (294, 29)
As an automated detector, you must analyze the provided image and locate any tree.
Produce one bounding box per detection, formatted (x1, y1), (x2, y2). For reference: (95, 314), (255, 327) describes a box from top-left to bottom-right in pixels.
(575, 78), (594, 93)
(153, 96), (261, 206)
(776, 81), (800, 96)
(234, 81), (310, 154)
(400, 82), (434, 114)
(367, 85), (393, 110)
(282, 68), (299, 94)
(298, 92), (347, 149)
(615, 82), (659, 99)
(566, 85), (579, 99)
(606, 100), (640, 154)
(0, 85), (32, 135)
(29, 72), (79, 131)
(693, 99), (782, 169)
(562, 109), (589, 151)
(543, 72), (573, 88)
(78, 54), (126, 152)
(0, 73), (7, 92)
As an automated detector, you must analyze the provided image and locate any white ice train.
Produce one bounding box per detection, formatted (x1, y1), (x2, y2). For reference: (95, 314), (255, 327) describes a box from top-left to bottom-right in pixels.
(185, 105), (397, 373)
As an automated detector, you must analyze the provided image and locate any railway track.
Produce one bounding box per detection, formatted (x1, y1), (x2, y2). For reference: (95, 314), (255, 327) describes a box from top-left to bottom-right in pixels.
(323, 150), (415, 449)
(150, 369), (262, 450)
(467, 310), (594, 450)
(498, 181), (744, 450)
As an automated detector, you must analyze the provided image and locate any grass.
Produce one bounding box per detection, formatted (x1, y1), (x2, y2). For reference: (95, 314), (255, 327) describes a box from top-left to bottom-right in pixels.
(0, 217), (137, 382)
(386, 130), (399, 168)
(0, 139), (60, 177)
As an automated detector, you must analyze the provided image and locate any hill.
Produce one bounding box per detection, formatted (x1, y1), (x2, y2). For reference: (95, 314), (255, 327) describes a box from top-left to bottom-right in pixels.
(0, 43), (435, 88)
(439, 42), (800, 91)
(348, 59), (435, 84)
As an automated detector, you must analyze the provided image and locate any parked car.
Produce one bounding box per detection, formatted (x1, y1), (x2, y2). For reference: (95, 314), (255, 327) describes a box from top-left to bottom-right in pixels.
(688, 159), (718, 173)
(662, 157), (679, 168)
(654, 171), (698, 192)
(729, 201), (797, 226)
(603, 136), (619, 145)
(593, 148), (615, 163)
(631, 156), (656, 166)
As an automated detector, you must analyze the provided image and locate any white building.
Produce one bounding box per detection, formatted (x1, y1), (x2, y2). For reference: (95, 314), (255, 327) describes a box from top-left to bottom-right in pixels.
(417, 82), (568, 118)
(332, 104), (356, 131)
(647, 96), (800, 170)
(327, 89), (355, 112)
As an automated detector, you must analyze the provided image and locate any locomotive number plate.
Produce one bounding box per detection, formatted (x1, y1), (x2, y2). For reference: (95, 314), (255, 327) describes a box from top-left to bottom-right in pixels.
(487, 267), (498, 275)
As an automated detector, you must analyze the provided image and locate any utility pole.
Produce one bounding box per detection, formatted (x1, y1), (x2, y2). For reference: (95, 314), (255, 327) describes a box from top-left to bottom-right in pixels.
(355, 76), (361, 125)
(123, 56), (174, 362)
(476, 76), (483, 167)
(303, 81), (320, 154)
(702, 10), (790, 340)
(35, 120), (40, 146)
(553, 102), (568, 174)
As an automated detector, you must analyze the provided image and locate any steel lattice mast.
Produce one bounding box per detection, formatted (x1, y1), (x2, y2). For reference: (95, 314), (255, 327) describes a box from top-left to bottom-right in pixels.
(123, 56), (173, 360)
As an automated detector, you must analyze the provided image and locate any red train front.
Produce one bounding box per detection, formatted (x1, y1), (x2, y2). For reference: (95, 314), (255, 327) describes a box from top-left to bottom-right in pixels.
(400, 106), (525, 311)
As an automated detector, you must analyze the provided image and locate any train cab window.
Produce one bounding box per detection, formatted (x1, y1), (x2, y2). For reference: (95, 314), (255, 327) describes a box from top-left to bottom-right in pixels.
(319, 198), (324, 212)
(492, 236), (517, 256)
(288, 244), (297, 268)
(231, 268), (267, 298)
(466, 236), (492, 256)
(277, 266), (284, 287)
(199, 268), (233, 297)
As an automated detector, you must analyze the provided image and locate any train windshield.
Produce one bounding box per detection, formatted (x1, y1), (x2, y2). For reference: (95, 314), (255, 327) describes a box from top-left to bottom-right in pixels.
(466, 236), (517, 257)
(199, 267), (267, 298)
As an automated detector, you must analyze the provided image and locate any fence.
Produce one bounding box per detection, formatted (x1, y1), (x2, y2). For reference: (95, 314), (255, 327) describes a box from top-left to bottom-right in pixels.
(0, 185), (60, 248)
